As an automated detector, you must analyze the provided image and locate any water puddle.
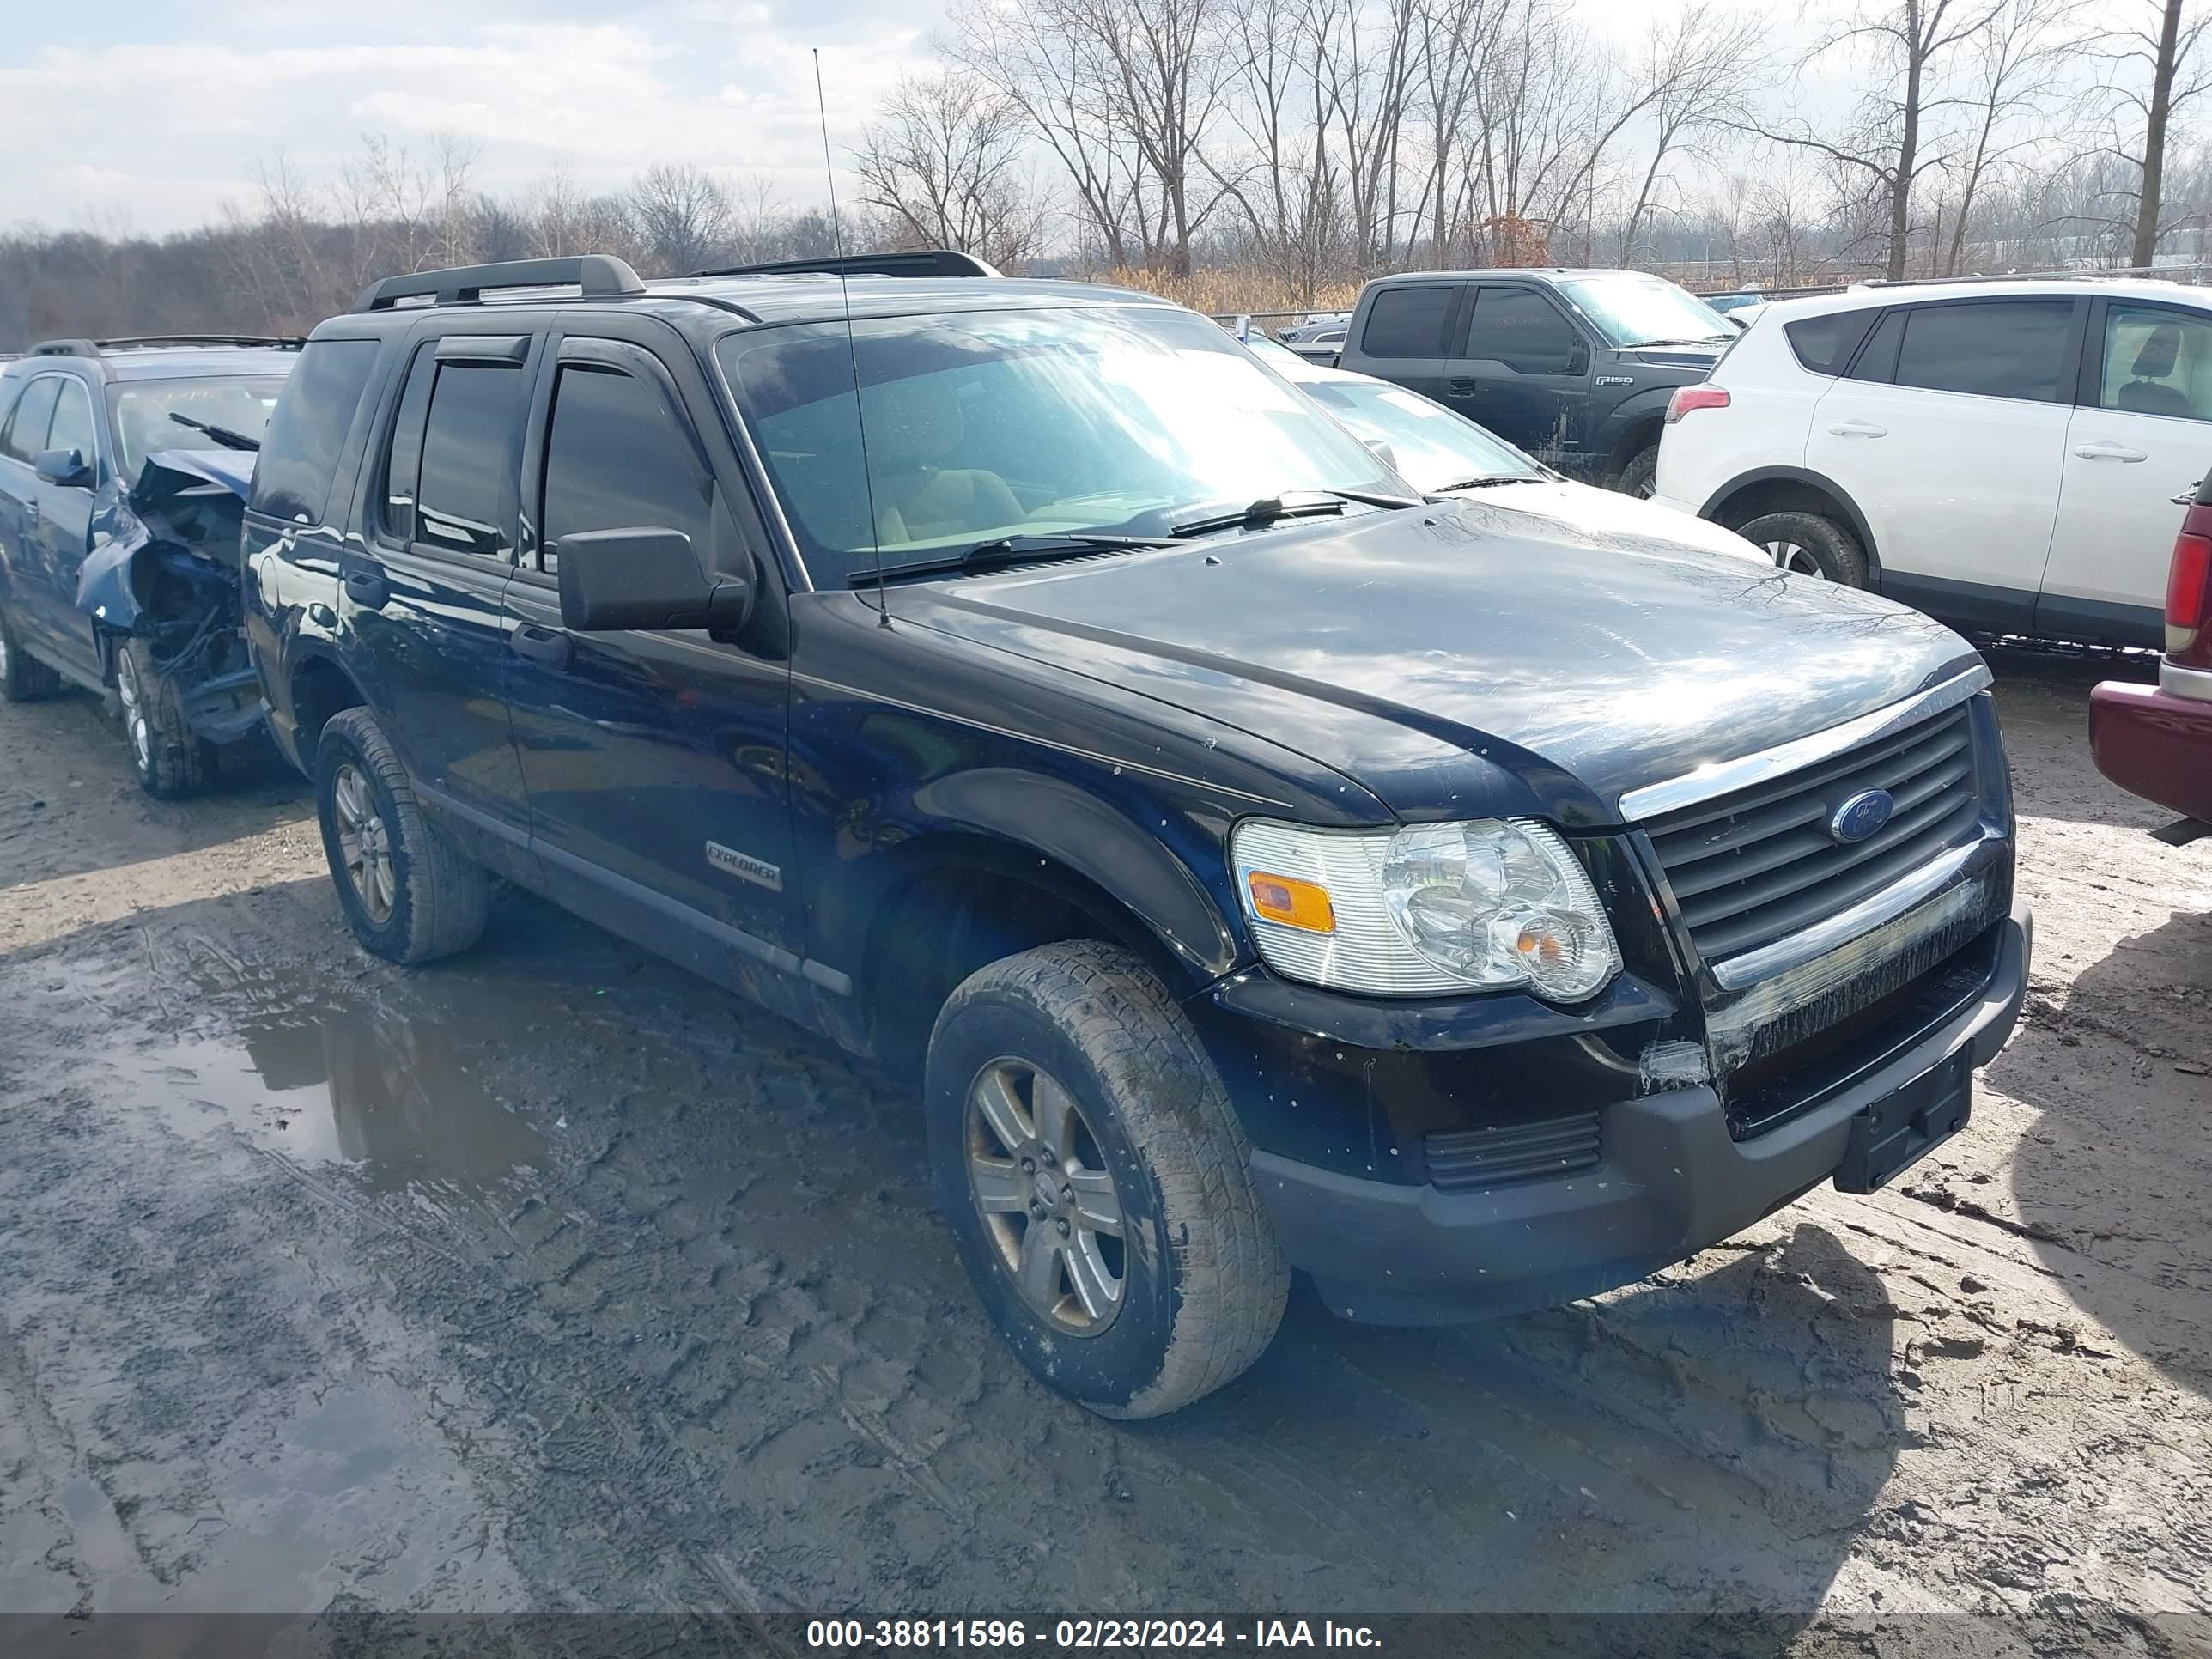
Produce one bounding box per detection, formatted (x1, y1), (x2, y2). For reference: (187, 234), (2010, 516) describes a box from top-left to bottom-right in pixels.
(149, 999), (542, 1191)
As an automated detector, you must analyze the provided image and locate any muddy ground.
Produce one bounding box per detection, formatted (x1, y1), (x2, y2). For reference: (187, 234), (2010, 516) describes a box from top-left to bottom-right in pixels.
(0, 650), (2208, 1647)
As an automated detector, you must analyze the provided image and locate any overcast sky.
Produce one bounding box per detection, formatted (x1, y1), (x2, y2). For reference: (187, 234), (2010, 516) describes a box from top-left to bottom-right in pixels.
(0, 0), (1758, 236)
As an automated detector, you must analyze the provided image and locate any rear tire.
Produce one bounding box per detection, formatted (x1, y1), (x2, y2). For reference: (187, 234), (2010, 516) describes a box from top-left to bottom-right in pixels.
(117, 637), (218, 799)
(0, 605), (62, 703)
(1613, 443), (1658, 499)
(314, 706), (489, 963)
(926, 939), (1288, 1419)
(1735, 509), (1870, 586)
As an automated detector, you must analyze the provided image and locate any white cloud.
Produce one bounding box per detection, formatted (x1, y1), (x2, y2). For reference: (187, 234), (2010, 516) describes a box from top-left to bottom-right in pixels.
(0, 15), (924, 233)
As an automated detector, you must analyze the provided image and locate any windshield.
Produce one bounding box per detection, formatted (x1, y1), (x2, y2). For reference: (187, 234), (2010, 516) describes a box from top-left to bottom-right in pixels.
(1557, 276), (1732, 349)
(106, 377), (287, 485)
(716, 306), (1404, 583)
(1300, 380), (1544, 493)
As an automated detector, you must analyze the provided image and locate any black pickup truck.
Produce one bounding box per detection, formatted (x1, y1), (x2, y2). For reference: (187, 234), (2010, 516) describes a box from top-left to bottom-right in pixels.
(1334, 268), (1734, 496)
(240, 253), (2028, 1418)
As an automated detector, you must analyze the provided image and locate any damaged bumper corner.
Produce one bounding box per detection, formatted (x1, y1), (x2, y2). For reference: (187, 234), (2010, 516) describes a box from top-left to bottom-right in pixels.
(1251, 900), (2031, 1326)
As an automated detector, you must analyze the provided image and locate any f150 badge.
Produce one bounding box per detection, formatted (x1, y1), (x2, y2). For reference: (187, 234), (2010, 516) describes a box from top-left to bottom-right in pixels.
(1596, 374), (1636, 386)
(707, 841), (782, 890)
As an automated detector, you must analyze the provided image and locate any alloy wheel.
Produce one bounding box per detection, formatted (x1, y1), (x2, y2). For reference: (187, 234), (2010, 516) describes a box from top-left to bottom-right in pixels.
(1765, 540), (1826, 578)
(115, 651), (152, 773)
(332, 762), (397, 923)
(966, 1059), (1126, 1335)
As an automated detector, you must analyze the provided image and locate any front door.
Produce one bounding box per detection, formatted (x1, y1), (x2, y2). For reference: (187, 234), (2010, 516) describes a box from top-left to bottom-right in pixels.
(1445, 284), (1590, 463)
(0, 374), (64, 655)
(341, 326), (534, 844)
(1805, 296), (2082, 632)
(32, 373), (105, 677)
(501, 326), (799, 978)
(2040, 297), (2212, 646)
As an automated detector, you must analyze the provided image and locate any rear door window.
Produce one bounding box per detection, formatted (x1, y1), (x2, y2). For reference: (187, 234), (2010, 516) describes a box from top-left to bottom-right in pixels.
(1359, 286), (1455, 358)
(538, 357), (713, 575)
(2, 378), (60, 464)
(250, 339), (379, 522)
(1891, 301), (2075, 403)
(389, 353), (528, 558)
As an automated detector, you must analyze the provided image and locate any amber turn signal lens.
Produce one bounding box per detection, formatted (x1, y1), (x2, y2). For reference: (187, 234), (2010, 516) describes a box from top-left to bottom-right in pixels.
(1247, 871), (1336, 933)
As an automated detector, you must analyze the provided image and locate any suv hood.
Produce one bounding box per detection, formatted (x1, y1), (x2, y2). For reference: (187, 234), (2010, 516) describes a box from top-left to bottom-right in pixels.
(918, 503), (1979, 823)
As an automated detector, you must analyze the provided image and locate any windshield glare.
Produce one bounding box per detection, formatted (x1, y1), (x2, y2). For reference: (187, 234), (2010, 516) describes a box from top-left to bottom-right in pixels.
(1302, 381), (1543, 493)
(106, 377), (286, 485)
(718, 307), (1404, 582)
(1558, 277), (1731, 348)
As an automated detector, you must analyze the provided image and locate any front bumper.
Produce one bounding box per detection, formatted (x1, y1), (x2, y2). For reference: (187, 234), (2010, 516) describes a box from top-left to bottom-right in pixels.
(2089, 672), (2212, 824)
(1251, 900), (2031, 1324)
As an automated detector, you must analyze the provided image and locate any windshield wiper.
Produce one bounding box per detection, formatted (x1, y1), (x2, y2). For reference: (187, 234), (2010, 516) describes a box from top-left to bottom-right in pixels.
(1431, 474), (1544, 491)
(850, 532), (1176, 587)
(167, 410), (262, 451)
(1169, 486), (1419, 539)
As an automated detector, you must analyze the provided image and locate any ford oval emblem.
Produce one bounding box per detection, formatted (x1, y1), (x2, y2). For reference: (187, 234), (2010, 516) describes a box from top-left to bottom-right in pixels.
(1829, 788), (1894, 844)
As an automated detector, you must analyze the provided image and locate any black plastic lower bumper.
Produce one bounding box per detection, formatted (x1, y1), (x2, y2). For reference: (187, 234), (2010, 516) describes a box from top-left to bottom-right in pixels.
(1251, 900), (2031, 1324)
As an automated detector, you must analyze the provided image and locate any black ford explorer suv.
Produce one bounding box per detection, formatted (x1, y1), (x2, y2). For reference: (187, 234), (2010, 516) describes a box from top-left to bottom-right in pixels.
(0, 337), (296, 793)
(244, 252), (2028, 1418)
(1335, 269), (1734, 497)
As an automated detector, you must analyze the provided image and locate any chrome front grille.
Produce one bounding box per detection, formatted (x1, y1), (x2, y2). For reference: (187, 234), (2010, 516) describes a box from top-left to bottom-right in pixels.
(1641, 703), (1983, 967)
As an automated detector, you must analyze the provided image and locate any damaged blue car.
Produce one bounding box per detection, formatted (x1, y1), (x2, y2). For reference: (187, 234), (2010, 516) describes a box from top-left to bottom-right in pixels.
(0, 337), (297, 795)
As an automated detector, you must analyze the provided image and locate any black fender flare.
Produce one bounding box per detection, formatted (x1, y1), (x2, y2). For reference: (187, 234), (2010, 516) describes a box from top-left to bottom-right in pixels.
(1698, 465), (1884, 578)
(1589, 389), (1674, 474)
(812, 768), (1243, 1000)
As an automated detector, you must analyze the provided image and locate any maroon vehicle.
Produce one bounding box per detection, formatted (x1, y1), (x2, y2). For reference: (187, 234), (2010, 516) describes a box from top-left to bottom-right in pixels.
(2090, 482), (2212, 840)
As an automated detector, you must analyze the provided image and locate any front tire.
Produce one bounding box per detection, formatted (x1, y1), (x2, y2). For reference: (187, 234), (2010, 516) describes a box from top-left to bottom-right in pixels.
(314, 706), (489, 963)
(926, 940), (1288, 1419)
(0, 604), (62, 703)
(116, 637), (218, 799)
(1735, 509), (1870, 586)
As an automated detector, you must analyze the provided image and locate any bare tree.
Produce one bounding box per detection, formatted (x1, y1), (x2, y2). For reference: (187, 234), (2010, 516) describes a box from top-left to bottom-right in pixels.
(1751, 0), (2005, 280)
(627, 162), (733, 276)
(853, 71), (1046, 267)
(2094, 0), (2212, 265)
(1616, 3), (1766, 264)
(1937, 0), (2081, 274)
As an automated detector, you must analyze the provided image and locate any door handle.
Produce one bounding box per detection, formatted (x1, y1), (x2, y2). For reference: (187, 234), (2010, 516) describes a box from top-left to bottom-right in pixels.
(510, 623), (572, 667)
(343, 568), (391, 607)
(2073, 441), (2148, 463)
(1826, 419), (1887, 438)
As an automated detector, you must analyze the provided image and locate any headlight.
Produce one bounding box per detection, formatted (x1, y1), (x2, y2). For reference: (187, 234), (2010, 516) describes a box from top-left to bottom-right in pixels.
(1230, 817), (1619, 1001)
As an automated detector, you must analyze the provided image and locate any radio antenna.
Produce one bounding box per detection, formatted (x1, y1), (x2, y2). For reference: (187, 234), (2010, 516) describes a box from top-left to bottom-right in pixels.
(815, 47), (890, 625)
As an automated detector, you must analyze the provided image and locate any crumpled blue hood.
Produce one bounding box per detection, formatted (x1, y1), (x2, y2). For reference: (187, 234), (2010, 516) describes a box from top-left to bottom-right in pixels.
(78, 447), (254, 629)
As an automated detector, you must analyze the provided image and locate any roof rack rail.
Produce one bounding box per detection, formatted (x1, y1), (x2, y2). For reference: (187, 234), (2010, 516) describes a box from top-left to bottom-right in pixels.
(690, 249), (1004, 281)
(29, 338), (102, 358)
(94, 333), (306, 350)
(352, 255), (647, 313)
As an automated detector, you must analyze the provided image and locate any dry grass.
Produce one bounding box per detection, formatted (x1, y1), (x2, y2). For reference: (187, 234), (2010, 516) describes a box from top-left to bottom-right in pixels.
(1087, 268), (1364, 319)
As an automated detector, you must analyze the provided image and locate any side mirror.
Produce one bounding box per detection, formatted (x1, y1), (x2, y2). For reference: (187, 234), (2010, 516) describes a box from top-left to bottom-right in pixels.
(1363, 437), (1400, 474)
(557, 526), (753, 635)
(33, 447), (91, 489)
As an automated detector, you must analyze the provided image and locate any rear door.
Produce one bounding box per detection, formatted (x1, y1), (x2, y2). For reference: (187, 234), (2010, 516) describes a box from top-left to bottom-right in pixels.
(0, 374), (63, 651)
(1804, 295), (2083, 631)
(32, 373), (106, 678)
(343, 322), (535, 844)
(2039, 296), (2212, 645)
(502, 320), (800, 968)
(1347, 283), (1462, 403)
(1444, 283), (1592, 462)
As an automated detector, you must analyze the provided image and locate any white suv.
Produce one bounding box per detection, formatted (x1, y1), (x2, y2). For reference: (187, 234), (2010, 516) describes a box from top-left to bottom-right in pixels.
(1654, 278), (2212, 647)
